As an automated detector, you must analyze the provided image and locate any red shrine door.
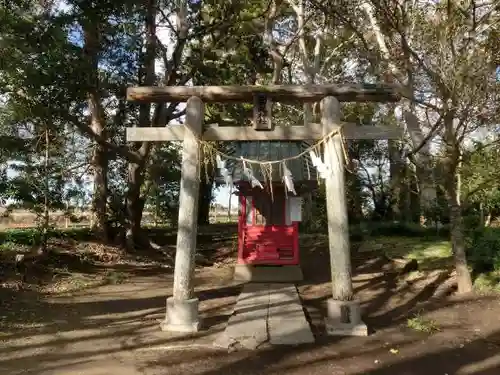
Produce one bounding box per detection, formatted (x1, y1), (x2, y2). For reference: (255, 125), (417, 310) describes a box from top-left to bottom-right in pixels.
(237, 189), (299, 265)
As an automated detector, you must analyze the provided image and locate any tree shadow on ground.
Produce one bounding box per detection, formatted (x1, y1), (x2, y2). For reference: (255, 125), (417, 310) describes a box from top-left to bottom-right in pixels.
(137, 326), (500, 375)
(0, 272), (498, 375)
(0, 282), (245, 374)
(1, 227), (499, 374)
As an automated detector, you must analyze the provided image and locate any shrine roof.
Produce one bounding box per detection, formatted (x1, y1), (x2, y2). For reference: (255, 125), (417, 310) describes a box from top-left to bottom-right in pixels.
(215, 141), (317, 184)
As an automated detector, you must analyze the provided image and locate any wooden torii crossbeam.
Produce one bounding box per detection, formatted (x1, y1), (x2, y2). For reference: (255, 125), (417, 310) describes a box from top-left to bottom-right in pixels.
(125, 84), (402, 337)
(126, 84), (401, 142)
(127, 84), (400, 103)
(126, 122), (400, 142)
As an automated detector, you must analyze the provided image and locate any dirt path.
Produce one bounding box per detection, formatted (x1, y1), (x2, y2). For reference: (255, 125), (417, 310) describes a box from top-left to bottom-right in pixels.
(1, 263), (500, 375)
(1, 231), (500, 374)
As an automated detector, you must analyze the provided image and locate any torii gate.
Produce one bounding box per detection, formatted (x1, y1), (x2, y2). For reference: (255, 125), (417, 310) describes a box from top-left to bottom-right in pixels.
(126, 84), (401, 335)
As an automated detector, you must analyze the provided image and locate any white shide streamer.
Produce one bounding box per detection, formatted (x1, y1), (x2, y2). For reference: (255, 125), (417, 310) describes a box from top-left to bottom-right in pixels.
(282, 161), (296, 195)
(309, 148), (329, 179)
(241, 157), (263, 189)
(216, 154), (233, 188)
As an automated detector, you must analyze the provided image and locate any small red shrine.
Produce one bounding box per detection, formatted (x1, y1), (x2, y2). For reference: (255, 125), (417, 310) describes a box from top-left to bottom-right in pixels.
(237, 183), (301, 266)
(220, 141), (317, 281)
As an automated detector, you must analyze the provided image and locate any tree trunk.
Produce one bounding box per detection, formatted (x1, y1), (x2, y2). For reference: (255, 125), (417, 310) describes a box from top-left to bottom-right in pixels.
(197, 177), (213, 226)
(443, 117), (473, 294)
(485, 211), (492, 227)
(346, 143), (363, 223)
(91, 146), (108, 239)
(125, 0), (156, 248)
(447, 183), (473, 293)
(399, 166), (411, 222)
(388, 139), (404, 221)
(404, 111), (437, 225)
(41, 125), (50, 252)
(83, 20), (109, 241)
(125, 162), (147, 249)
(400, 161), (420, 223)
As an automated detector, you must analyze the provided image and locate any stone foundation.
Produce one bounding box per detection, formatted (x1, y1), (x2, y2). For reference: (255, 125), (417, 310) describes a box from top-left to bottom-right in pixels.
(161, 297), (200, 333)
(324, 298), (368, 337)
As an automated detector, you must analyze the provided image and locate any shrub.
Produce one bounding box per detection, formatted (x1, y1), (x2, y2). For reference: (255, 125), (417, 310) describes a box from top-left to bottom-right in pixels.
(352, 221), (448, 240)
(473, 272), (500, 292)
(466, 227), (500, 273)
(0, 227), (94, 245)
(407, 311), (440, 333)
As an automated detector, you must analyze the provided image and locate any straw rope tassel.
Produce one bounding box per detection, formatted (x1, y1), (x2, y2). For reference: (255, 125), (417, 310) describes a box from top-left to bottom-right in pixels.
(198, 126), (345, 166)
(200, 125), (349, 185)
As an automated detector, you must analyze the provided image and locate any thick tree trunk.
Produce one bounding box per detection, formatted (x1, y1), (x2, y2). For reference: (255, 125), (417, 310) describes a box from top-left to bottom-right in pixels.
(125, 0), (156, 248)
(91, 147), (108, 239)
(443, 116), (473, 294)
(400, 161), (421, 223)
(446, 176), (473, 293)
(197, 176), (213, 226)
(346, 143), (363, 223)
(84, 20), (109, 241)
(388, 140), (404, 221)
(404, 111), (437, 225)
(41, 125), (50, 252)
(448, 199), (472, 293)
(399, 166), (411, 222)
(125, 162), (147, 249)
(485, 211), (492, 227)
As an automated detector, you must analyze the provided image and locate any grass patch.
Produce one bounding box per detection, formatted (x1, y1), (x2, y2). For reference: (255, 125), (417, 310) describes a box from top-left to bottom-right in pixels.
(407, 312), (440, 333)
(0, 241), (19, 252)
(362, 236), (452, 270)
(104, 270), (127, 285)
(473, 272), (500, 293)
(351, 221), (449, 239)
(0, 227), (94, 245)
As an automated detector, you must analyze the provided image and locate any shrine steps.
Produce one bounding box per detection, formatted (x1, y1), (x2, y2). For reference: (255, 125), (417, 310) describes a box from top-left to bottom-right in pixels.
(213, 283), (315, 350)
(233, 264), (303, 283)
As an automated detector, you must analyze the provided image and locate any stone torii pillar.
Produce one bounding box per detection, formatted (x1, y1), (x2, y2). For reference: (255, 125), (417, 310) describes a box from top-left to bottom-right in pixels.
(321, 96), (365, 335)
(162, 96), (204, 332)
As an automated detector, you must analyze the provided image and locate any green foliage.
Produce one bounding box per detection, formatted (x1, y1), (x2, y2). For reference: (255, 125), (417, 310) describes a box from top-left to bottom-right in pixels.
(473, 272), (500, 293)
(302, 185), (327, 232)
(407, 312), (440, 334)
(466, 228), (500, 274)
(0, 227), (93, 246)
(352, 221), (449, 239)
(143, 144), (182, 225)
(461, 142), (500, 227)
(0, 241), (18, 252)
(0, 228), (42, 245)
(104, 270), (127, 285)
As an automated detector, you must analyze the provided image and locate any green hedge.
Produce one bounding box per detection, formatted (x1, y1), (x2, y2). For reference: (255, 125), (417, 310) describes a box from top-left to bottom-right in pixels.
(0, 227), (94, 246)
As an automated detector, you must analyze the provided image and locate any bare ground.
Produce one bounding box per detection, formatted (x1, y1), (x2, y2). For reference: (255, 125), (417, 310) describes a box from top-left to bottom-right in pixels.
(1, 225), (500, 375)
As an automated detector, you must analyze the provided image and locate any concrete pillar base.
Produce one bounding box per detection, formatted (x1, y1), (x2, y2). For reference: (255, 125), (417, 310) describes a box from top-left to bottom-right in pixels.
(324, 298), (368, 337)
(160, 297), (200, 333)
